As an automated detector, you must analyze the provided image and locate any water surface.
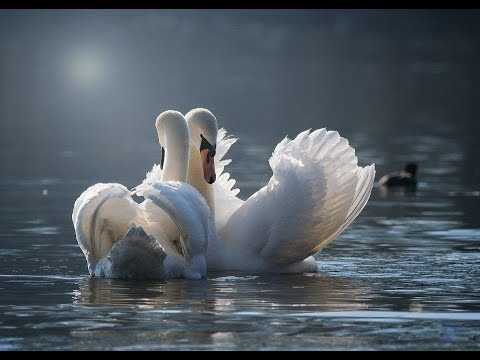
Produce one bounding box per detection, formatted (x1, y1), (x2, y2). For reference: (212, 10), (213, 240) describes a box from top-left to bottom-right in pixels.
(1, 128), (479, 350)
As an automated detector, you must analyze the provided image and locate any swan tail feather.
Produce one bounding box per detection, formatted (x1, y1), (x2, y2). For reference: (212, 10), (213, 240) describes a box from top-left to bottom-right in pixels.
(95, 224), (167, 279)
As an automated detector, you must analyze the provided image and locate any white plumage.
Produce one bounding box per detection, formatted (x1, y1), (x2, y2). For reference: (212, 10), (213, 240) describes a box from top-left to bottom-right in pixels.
(185, 108), (376, 274)
(72, 111), (211, 279)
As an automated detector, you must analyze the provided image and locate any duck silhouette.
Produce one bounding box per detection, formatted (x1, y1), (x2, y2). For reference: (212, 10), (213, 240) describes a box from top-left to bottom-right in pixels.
(379, 162), (417, 187)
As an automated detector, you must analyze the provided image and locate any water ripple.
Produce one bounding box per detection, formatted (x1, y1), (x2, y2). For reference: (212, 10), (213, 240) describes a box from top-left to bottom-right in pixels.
(15, 227), (60, 236)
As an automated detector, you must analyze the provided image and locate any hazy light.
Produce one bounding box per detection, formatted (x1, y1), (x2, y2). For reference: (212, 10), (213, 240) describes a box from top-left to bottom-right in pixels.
(66, 47), (107, 89)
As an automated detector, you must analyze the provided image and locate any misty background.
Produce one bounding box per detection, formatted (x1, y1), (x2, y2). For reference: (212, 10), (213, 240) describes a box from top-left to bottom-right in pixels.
(0, 9), (479, 188)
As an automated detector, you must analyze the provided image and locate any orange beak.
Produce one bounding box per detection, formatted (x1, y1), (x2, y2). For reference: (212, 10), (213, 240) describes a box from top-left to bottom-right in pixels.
(200, 149), (216, 184)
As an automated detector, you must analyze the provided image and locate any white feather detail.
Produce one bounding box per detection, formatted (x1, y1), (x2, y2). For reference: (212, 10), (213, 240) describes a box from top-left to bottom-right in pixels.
(216, 128), (375, 272)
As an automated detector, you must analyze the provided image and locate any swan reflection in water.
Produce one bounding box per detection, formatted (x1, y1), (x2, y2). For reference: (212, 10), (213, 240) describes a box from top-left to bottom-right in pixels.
(73, 272), (374, 312)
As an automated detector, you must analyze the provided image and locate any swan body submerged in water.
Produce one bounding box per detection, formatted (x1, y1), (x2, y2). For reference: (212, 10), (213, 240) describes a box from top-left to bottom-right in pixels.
(72, 111), (212, 279)
(181, 108), (376, 273)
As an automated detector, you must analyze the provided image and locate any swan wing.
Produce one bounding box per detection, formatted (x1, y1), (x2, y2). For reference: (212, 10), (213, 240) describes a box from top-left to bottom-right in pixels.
(319, 162), (376, 250)
(141, 181), (210, 261)
(213, 128), (244, 230)
(72, 183), (141, 275)
(223, 128), (375, 266)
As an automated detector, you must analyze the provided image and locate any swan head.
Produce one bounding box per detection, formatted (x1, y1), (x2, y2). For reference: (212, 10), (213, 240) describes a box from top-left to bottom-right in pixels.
(185, 108), (218, 184)
(404, 162), (417, 177)
(155, 110), (186, 147)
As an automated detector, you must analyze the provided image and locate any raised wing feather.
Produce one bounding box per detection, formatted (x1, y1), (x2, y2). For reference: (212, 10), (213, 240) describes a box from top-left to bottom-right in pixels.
(212, 128), (244, 230)
(222, 128), (375, 267)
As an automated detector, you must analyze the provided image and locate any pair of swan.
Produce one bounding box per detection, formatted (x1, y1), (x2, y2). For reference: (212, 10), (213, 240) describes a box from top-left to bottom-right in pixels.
(72, 108), (376, 279)
(72, 111), (212, 279)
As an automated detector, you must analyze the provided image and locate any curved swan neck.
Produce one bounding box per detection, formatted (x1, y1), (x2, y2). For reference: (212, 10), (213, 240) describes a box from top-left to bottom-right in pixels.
(185, 108), (218, 218)
(187, 144), (215, 218)
(156, 111), (190, 182)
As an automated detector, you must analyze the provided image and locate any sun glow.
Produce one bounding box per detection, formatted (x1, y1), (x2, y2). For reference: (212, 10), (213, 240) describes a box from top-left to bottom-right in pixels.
(67, 47), (107, 88)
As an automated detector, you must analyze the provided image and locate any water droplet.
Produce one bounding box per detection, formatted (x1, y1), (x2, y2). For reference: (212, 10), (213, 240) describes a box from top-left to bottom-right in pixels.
(42, 189), (48, 196)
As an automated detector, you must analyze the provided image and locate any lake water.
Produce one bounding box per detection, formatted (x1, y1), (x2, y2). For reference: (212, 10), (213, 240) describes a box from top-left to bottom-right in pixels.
(0, 128), (479, 351)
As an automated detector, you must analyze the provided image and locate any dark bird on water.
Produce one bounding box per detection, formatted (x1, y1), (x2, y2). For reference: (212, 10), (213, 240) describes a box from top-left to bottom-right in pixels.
(379, 162), (417, 187)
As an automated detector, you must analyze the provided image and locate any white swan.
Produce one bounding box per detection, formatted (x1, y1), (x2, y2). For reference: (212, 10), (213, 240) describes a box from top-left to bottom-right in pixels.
(72, 111), (212, 279)
(184, 108), (376, 273)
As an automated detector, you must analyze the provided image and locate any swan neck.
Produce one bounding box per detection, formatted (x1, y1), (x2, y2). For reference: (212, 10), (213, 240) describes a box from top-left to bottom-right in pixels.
(187, 144), (215, 218)
(158, 118), (190, 182)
